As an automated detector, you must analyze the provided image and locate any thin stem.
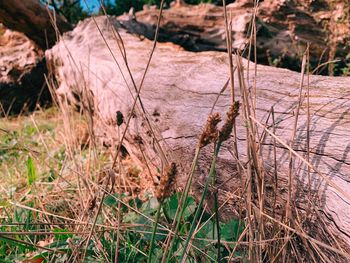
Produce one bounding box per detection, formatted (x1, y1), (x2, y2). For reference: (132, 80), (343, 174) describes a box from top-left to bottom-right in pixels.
(148, 202), (163, 263)
(180, 142), (221, 262)
(213, 191), (221, 262)
(163, 147), (201, 262)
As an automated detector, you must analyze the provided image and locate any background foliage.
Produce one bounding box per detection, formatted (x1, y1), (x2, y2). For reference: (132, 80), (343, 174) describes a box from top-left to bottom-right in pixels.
(103, 0), (235, 16)
(43, 0), (235, 23)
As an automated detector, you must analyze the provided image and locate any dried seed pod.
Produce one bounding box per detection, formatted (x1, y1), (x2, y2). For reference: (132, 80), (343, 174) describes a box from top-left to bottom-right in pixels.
(108, 170), (116, 192)
(134, 135), (144, 145)
(88, 196), (97, 211)
(219, 101), (240, 143)
(116, 110), (124, 126)
(198, 113), (221, 148)
(155, 163), (177, 201)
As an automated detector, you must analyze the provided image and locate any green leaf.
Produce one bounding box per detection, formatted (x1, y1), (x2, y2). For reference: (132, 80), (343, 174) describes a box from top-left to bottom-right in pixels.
(48, 169), (56, 182)
(123, 212), (140, 223)
(197, 221), (215, 240)
(53, 228), (73, 241)
(104, 194), (118, 207)
(164, 193), (196, 220)
(221, 219), (244, 241)
(26, 157), (37, 186)
(129, 197), (142, 209)
(140, 197), (159, 215)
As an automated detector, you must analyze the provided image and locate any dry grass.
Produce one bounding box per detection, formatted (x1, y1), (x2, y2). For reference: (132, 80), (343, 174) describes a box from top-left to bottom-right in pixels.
(1, 1), (349, 262)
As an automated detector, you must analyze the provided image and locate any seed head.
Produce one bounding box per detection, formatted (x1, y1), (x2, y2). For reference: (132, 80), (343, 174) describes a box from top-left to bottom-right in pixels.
(198, 113), (221, 148)
(116, 111), (124, 126)
(218, 101), (240, 143)
(155, 163), (177, 201)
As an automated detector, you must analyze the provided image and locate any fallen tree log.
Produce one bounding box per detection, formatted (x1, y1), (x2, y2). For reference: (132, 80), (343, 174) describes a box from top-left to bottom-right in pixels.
(120, 0), (350, 74)
(0, 27), (51, 115)
(0, 0), (72, 114)
(0, 0), (72, 49)
(46, 16), (350, 257)
(0, 0), (73, 116)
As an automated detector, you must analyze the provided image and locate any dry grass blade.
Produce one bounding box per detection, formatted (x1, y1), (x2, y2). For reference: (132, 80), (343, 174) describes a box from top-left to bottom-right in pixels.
(222, 0), (240, 180)
(253, 206), (350, 260)
(0, 235), (66, 255)
(250, 115), (350, 202)
(2, 1), (349, 262)
(108, 0), (169, 170)
(81, 172), (112, 260)
(283, 48), (308, 259)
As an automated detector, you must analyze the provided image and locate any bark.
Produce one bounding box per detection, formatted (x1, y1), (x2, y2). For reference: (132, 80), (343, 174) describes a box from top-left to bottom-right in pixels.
(46, 16), (350, 255)
(0, 0), (72, 49)
(120, 0), (350, 74)
(0, 27), (51, 115)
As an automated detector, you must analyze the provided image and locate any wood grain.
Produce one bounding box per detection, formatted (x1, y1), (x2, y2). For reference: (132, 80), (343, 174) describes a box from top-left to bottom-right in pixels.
(46, 16), (350, 249)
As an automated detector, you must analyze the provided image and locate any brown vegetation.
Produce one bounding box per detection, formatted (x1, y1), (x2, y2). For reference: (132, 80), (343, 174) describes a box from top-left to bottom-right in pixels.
(0, 0), (350, 261)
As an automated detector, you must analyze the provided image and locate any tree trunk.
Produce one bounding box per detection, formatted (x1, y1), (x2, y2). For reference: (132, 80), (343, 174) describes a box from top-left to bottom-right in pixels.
(120, 0), (349, 75)
(0, 0), (72, 49)
(0, 27), (51, 115)
(46, 16), (350, 256)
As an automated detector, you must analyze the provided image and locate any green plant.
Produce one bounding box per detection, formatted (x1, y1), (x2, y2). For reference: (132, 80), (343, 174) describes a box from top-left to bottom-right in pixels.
(103, 0), (234, 16)
(0, 205), (47, 262)
(41, 0), (88, 24)
(340, 53), (350, 76)
(342, 54), (350, 76)
(26, 156), (37, 186)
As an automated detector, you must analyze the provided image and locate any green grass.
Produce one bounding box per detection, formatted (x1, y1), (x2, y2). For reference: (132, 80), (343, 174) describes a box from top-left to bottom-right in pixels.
(0, 194), (243, 262)
(0, 108), (63, 191)
(0, 108), (245, 262)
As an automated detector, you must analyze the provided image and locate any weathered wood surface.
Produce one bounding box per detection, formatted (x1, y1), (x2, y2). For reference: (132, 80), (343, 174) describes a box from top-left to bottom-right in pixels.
(0, 27), (50, 115)
(0, 0), (71, 113)
(0, 0), (72, 49)
(46, 16), (350, 249)
(0, 0), (348, 117)
(120, 0), (349, 74)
